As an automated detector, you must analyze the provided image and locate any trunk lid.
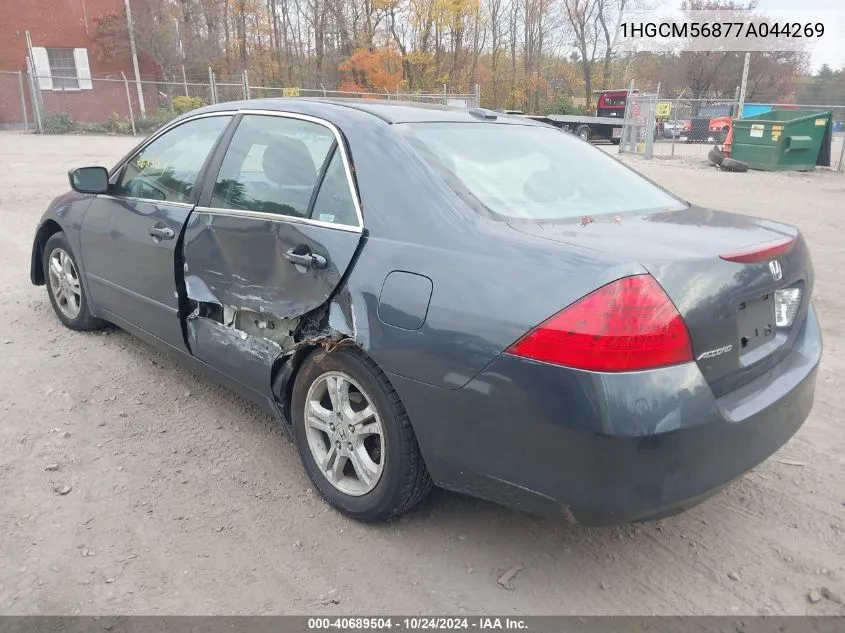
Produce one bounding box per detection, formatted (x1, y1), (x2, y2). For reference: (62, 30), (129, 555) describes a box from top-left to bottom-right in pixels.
(509, 206), (813, 396)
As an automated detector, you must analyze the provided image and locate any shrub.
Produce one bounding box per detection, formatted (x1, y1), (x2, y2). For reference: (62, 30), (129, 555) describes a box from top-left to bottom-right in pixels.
(42, 112), (76, 134)
(543, 97), (589, 117)
(136, 109), (176, 134)
(172, 95), (207, 115)
(99, 113), (126, 134)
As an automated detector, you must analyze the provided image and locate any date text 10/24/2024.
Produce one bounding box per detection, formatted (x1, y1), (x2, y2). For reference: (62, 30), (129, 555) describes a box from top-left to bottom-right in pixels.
(308, 618), (528, 630)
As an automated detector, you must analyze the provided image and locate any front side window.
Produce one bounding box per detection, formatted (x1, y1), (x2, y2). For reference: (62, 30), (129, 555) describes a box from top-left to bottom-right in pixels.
(211, 115), (341, 220)
(116, 115), (231, 203)
(398, 122), (686, 222)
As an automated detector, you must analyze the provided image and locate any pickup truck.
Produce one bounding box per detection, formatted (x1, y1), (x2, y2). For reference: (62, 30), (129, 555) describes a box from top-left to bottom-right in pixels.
(682, 103), (735, 142)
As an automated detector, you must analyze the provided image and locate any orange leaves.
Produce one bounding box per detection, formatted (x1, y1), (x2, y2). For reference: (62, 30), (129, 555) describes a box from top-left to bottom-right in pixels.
(338, 49), (404, 92)
(338, 80), (368, 93)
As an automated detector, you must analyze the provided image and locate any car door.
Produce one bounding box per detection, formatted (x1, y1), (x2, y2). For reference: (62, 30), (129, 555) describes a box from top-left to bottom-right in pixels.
(80, 113), (233, 350)
(181, 112), (364, 397)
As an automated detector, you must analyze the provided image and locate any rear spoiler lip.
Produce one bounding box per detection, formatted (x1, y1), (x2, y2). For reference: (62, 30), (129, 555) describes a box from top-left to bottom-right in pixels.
(719, 236), (797, 264)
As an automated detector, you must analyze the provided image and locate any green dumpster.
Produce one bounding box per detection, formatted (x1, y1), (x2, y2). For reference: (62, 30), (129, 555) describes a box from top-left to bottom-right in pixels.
(731, 110), (833, 171)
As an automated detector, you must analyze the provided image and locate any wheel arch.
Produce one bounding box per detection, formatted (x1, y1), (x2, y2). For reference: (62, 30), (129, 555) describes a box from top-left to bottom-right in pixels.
(30, 219), (66, 285)
(272, 343), (320, 437)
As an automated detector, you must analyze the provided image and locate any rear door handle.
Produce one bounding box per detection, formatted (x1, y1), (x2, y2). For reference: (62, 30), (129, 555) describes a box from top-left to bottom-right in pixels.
(284, 248), (328, 270)
(149, 226), (175, 240)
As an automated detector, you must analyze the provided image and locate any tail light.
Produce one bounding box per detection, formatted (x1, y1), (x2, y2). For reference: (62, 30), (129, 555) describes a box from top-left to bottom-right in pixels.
(775, 287), (802, 327)
(719, 236), (796, 264)
(506, 275), (692, 372)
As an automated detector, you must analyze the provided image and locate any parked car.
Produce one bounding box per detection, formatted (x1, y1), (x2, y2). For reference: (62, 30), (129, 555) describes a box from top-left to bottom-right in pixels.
(31, 100), (821, 525)
(661, 119), (687, 138)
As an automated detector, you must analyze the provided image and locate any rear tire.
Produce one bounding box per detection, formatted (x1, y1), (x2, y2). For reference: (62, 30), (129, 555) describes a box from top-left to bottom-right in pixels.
(574, 125), (591, 142)
(708, 146), (725, 167)
(43, 232), (107, 332)
(292, 347), (432, 522)
(721, 157), (749, 173)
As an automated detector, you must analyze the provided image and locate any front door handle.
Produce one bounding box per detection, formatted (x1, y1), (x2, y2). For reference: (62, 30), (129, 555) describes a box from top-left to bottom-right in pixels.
(284, 247), (328, 270)
(149, 225), (175, 240)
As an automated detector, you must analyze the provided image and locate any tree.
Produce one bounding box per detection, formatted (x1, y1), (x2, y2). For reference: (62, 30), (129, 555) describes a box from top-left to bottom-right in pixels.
(92, 0), (185, 80)
(562, 0), (600, 105)
(338, 47), (404, 91)
(88, 0), (815, 115)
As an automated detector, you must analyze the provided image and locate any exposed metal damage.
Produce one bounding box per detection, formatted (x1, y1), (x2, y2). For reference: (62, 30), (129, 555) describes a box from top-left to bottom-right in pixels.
(175, 204), (367, 437)
(181, 270), (359, 437)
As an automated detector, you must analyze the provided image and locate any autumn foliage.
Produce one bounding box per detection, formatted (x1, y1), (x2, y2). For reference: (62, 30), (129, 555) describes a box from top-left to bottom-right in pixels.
(87, 0), (814, 115)
(338, 49), (404, 93)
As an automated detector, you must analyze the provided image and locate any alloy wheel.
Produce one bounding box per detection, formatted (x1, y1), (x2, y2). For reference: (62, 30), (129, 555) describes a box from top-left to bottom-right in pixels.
(47, 248), (82, 320)
(304, 371), (386, 496)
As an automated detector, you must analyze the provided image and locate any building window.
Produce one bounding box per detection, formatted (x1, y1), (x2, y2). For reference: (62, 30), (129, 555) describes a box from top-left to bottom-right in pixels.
(32, 47), (92, 91)
(46, 48), (79, 89)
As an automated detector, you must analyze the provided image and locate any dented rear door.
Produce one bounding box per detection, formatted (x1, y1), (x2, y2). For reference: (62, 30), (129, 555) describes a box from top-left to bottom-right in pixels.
(181, 112), (364, 398)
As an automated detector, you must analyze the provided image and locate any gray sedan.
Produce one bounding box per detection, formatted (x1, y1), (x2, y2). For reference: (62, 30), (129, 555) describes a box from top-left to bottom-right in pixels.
(30, 100), (821, 525)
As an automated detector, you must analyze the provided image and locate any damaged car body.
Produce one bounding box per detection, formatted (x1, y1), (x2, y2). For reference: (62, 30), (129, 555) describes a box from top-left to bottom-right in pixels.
(31, 99), (821, 525)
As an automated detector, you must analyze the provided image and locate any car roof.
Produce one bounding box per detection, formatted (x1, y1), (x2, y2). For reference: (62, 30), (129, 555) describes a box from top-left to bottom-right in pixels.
(192, 97), (546, 126)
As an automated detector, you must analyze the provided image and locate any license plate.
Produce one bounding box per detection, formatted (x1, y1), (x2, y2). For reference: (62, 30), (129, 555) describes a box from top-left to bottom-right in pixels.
(612, 128), (622, 138)
(738, 294), (776, 355)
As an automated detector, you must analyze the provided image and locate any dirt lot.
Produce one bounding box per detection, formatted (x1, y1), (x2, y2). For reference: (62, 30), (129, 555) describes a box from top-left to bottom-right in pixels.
(1, 132), (844, 616)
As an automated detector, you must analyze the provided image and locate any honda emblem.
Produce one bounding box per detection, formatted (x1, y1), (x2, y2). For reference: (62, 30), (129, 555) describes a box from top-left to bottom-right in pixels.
(769, 260), (783, 281)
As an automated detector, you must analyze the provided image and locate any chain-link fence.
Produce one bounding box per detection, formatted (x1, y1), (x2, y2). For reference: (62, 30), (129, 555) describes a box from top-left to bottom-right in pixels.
(642, 92), (845, 171)
(619, 91), (659, 158)
(0, 70), (30, 130)
(1, 67), (479, 137)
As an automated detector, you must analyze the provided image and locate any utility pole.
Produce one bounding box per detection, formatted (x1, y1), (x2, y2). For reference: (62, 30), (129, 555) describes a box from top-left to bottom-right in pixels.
(124, 0), (146, 115)
(737, 53), (751, 119)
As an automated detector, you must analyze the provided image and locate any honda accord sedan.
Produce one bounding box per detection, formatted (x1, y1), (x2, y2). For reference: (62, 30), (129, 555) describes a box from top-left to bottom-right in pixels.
(30, 99), (821, 525)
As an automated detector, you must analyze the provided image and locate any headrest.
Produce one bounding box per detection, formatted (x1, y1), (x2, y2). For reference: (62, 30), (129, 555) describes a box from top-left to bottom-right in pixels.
(262, 138), (317, 186)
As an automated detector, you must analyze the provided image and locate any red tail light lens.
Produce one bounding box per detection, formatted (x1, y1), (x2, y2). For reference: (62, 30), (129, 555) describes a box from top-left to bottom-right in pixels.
(719, 236), (795, 264)
(506, 275), (693, 372)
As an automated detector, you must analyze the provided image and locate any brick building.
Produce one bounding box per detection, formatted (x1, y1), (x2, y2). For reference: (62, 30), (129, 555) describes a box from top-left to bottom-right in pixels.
(0, 0), (158, 127)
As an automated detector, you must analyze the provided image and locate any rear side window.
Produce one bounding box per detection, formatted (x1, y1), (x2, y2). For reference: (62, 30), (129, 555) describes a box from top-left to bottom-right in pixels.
(211, 114), (337, 219)
(398, 122), (685, 222)
(310, 151), (358, 226)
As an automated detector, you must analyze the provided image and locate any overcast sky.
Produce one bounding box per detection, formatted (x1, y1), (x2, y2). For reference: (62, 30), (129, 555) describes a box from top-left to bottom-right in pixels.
(650, 0), (844, 72)
(753, 0), (844, 71)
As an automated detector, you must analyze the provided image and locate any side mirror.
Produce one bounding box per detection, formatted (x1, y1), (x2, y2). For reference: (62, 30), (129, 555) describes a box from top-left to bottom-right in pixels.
(69, 166), (109, 194)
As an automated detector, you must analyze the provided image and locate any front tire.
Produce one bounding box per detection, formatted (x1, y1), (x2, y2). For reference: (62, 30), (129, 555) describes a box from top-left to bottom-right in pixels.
(292, 347), (432, 522)
(43, 232), (107, 331)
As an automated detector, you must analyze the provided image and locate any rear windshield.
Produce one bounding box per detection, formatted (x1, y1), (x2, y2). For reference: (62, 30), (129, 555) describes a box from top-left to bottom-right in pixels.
(697, 105), (732, 117)
(398, 122), (685, 222)
(600, 96), (627, 107)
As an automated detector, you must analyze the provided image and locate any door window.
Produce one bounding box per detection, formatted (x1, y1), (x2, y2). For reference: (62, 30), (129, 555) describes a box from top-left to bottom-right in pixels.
(210, 114), (354, 223)
(115, 115), (231, 203)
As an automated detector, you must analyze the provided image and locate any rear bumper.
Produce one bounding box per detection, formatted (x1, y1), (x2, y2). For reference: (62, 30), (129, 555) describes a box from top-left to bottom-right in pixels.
(391, 305), (822, 525)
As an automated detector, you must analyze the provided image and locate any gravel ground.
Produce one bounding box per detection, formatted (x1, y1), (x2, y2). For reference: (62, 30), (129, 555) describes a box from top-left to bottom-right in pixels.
(647, 132), (845, 170)
(1, 132), (844, 616)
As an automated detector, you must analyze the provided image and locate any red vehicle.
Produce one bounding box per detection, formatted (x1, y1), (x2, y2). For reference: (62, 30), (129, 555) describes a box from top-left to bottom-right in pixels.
(682, 103), (735, 142)
(520, 89), (657, 144)
(595, 89), (637, 119)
